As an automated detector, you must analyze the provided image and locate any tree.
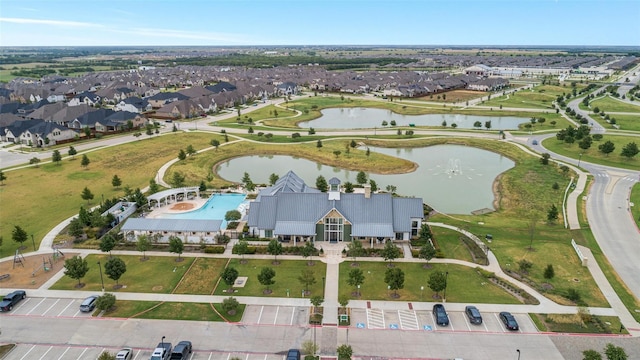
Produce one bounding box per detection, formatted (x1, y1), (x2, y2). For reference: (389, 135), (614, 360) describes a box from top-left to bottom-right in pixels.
(346, 240), (365, 264)
(350, 139), (357, 148)
(211, 139), (220, 150)
(419, 223), (432, 240)
(300, 241), (317, 265)
(178, 149), (187, 161)
(225, 210), (242, 222)
(247, 126), (254, 134)
(485, 120), (492, 130)
(298, 268), (316, 293)
(149, 179), (160, 194)
(473, 121), (482, 129)
(343, 181), (354, 193)
(582, 349), (603, 360)
(0, 170), (5, 185)
(241, 172), (253, 188)
(347, 268), (364, 296)
(100, 233), (116, 257)
(547, 204), (559, 223)
(171, 171), (185, 187)
(337, 344), (353, 360)
(598, 141), (615, 156)
(369, 179), (377, 192)
(233, 240), (249, 261)
(385, 185), (397, 194)
(69, 218), (84, 239)
(221, 267), (239, 289)
(316, 139), (323, 148)
(96, 293), (116, 312)
(63, 255), (89, 287)
(385, 267), (405, 297)
(428, 270), (447, 298)
(68, 146), (77, 159)
(540, 153), (551, 165)
(620, 142), (639, 159)
(544, 264), (555, 279)
(333, 150), (341, 158)
(30, 157), (41, 167)
(310, 295), (324, 312)
(12, 225), (28, 247)
(186, 144), (196, 157)
(257, 267), (276, 293)
(316, 175), (328, 192)
(267, 239), (283, 264)
(199, 180), (207, 192)
(604, 343), (627, 360)
(215, 233), (231, 247)
(222, 297), (240, 315)
(111, 174), (122, 189)
(81, 187), (94, 204)
(418, 243), (436, 265)
(81, 154), (90, 168)
(381, 240), (401, 264)
(52, 150), (62, 164)
(356, 171), (367, 185)
(518, 259), (533, 274)
(168, 235), (184, 261)
(269, 173), (279, 186)
(136, 234), (151, 260)
(104, 257), (126, 287)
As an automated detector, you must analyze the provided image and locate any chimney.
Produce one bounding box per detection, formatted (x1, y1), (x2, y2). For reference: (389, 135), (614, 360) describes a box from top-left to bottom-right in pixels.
(364, 184), (371, 199)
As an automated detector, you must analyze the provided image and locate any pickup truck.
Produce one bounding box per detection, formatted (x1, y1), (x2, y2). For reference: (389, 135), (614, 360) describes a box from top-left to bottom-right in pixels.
(150, 342), (172, 360)
(0, 290), (26, 312)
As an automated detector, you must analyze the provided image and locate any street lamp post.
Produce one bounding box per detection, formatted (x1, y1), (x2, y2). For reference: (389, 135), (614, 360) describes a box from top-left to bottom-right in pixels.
(357, 284), (361, 297)
(421, 286), (424, 301)
(516, 349), (521, 360)
(443, 271), (449, 302)
(161, 336), (165, 351)
(31, 234), (36, 251)
(578, 153), (583, 167)
(97, 261), (105, 292)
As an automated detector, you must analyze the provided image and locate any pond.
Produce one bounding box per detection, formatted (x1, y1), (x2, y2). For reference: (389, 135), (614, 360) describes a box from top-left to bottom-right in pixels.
(216, 144), (514, 214)
(298, 107), (526, 130)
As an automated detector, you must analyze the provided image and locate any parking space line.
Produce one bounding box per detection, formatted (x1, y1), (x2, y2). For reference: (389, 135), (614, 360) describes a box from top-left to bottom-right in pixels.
(482, 321), (489, 332)
(57, 299), (75, 317)
(398, 310), (418, 330)
(289, 307), (295, 325)
(75, 348), (88, 360)
(38, 346), (53, 360)
(19, 345), (36, 360)
(245, 354), (249, 360)
(450, 317), (455, 331)
(133, 349), (141, 360)
(57, 347), (71, 360)
(366, 308), (385, 329)
(72, 309), (82, 317)
(26, 298), (47, 315)
(463, 314), (471, 331)
(207, 353), (213, 360)
(274, 306), (279, 325)
(41, 299), (60, 316)
(494, 313), (506, 332)
(257, 306), (264, 324)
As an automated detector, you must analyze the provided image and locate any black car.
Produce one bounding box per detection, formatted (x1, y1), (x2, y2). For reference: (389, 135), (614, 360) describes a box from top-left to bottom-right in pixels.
(465, 305), (483, 324)
(499, 311), (519, 331)
(170, 341), (192, 360)
(0, 290), (26, 312)
(432, 303), (449, 326)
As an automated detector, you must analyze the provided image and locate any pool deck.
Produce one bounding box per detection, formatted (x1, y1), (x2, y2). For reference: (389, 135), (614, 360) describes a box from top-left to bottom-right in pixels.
(146, 198), (208, 218)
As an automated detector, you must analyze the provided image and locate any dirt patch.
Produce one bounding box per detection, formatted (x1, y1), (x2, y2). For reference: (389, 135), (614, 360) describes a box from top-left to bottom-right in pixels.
(170, 202), (195, 211)
(0, 252), (77, 289)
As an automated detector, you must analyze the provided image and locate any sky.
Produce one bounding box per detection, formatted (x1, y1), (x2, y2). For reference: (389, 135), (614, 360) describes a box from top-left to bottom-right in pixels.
(0, 0), (639, 47)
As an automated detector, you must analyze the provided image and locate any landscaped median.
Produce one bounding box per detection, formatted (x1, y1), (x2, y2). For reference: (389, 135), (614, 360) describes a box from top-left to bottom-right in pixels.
(97, 300), (245, 322)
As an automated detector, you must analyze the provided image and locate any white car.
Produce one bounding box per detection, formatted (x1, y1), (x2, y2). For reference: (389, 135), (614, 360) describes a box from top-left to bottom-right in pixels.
(115, 348), (133, 360)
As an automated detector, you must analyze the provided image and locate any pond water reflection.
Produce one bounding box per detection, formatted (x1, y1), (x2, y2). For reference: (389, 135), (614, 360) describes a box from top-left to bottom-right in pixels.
(216, 144), (514, 214)
(298, 107), (525, 130)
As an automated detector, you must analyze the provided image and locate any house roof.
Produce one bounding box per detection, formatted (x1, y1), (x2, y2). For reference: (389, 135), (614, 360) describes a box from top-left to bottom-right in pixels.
(257, 170), (320, 198)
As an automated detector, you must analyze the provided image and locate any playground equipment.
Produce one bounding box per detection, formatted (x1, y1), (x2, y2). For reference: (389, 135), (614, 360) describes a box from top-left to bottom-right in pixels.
(13, 250), (25, 269)
(32, 257), (54, 277)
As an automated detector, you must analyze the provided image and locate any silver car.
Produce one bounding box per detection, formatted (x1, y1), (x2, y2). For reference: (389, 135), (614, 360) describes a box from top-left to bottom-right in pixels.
(116, 348), (133, 360)
(79, 295), (98, 312)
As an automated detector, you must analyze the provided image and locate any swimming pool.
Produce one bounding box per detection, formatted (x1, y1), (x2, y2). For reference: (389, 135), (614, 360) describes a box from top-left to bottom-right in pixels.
(158, 193), (247, 228)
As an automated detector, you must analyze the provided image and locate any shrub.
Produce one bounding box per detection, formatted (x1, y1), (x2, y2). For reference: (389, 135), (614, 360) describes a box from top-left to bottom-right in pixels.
(222, 297), (240, 315)
(204, 246), (225, 254)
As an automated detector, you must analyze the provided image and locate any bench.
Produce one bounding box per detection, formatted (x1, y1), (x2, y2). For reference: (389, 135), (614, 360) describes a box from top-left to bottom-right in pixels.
(0, 274), (10, 281)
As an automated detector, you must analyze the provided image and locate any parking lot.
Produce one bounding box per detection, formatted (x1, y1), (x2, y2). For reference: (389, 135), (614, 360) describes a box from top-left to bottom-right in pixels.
(3, 345), (297, 360)
(1, 296), (96, 318)
(350, 308), (538, 333)
(241, 305), (309, 327)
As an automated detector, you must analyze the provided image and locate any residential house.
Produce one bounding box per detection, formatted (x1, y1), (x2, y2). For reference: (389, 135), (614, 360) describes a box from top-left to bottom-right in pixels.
(95, 111), (146, 132)
(146, 92), (189, 108)
(114, 97), (153, 113)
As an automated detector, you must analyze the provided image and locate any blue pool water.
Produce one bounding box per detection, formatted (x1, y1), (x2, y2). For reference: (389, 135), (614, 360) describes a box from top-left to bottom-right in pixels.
(158, 193), (247, 228)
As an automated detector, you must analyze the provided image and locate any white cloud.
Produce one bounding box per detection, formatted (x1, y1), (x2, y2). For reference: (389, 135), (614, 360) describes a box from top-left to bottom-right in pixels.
(0, 17), (101, 28)
(111, 27), (252, 44)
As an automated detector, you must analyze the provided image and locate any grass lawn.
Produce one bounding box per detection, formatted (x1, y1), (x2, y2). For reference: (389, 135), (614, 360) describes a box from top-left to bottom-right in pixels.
(541, 134), (640, 171)
(0, 132), (219, 258)
(431, 227), (474, 263)
(50, 254), (194, 293)
(483, 84), (587, 110)
(416, 89), (487, 104)
(338, 262), (521, 304)
(102, 300), (244, 322)
(532, 313), (627, 334)
(174, 257), (229, 295)
(589, 96), (640, 114)
(591, 113), (640, 132)
(632, 183), (640, 230)
(212, 259), (326, 298)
